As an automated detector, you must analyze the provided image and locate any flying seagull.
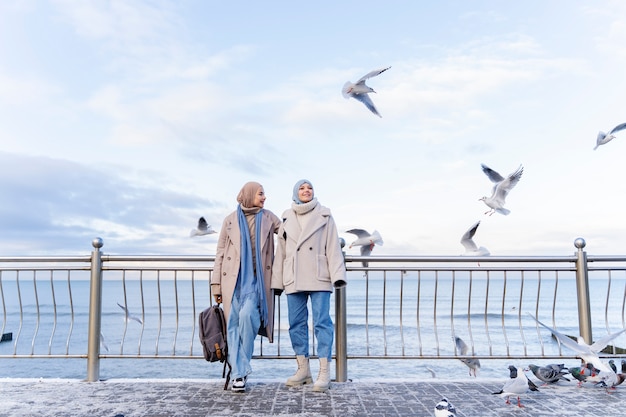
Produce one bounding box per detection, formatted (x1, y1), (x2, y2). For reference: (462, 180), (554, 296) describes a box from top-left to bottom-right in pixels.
(346, 229), (383, 267)
(342, 66), (391, 117)
(529, 313), (626, 367)
(100, 332), (110, 353)
(454, 336), (481, 377)
(117, 302), (143, 325)
(594, 122), (626, 150)
(479, 164), (523, 216)
(190, 217), (217, 237)
(460, 221), (490, 256)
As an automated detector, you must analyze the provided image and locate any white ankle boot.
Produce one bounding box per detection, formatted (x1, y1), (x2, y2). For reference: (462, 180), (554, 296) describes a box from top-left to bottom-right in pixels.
(312, 358), (331, 392)
(286, 355), (313, 386)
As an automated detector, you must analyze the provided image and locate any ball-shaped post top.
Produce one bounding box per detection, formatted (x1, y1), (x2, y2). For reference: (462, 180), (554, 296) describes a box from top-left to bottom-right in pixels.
(92, 237), (104, 249)
(574, 238), (586, 249)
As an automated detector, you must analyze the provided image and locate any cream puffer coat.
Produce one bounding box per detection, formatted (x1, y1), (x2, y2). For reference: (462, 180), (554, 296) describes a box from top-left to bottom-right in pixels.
(211, 209), (281, 342)
(271, 202), (346, 294)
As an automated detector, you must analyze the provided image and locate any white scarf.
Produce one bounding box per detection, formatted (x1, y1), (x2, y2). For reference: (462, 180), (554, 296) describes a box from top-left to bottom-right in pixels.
(291, 198), (318, 230)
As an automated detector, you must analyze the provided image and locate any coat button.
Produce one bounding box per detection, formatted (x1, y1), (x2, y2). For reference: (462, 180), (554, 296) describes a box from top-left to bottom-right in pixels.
(266, 265), (270, 269)
(309, 247), (313, 250)
(223, 272), (227, 276)
(227, 256), (231, 260)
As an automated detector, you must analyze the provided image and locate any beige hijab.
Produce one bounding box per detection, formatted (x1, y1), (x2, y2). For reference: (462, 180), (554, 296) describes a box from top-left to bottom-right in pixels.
(237, 181), (262, 209)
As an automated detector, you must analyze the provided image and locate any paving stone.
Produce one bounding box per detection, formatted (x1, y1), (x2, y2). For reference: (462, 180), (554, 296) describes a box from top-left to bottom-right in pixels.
(0, 378), (622, 416)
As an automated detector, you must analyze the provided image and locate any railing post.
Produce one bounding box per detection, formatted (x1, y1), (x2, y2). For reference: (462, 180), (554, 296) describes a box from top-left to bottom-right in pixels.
(574, 238), (593, 345)
(86, 237), (104, 382)
(335, 238), (348, 382)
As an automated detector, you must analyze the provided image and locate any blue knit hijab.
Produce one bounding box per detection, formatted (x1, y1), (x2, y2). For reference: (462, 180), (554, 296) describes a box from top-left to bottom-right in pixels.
(236, 204), (268, 325)
(292, 179), (313, 204)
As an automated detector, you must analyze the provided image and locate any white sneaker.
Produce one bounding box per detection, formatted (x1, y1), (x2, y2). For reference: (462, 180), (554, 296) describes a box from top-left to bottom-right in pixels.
(231, 377), (246, 392)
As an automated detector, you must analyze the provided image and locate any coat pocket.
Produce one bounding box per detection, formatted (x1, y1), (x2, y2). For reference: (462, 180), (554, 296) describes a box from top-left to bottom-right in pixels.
(283, 257), (294, 286)
(316, 255), (331, 281)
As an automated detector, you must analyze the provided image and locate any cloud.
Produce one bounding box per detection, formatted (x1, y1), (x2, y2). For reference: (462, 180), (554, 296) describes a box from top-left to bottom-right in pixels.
(0, 152), (224, 255)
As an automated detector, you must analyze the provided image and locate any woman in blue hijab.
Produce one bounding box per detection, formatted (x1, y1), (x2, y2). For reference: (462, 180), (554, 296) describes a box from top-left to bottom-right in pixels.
(272, 179), (347, 392)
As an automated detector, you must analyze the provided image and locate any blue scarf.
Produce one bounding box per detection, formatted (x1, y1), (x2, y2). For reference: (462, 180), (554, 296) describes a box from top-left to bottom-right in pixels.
(237, 205), (268, 325)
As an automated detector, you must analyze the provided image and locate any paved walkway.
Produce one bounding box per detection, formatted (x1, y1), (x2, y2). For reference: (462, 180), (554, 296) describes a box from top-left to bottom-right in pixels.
(0, 377), (622, 417)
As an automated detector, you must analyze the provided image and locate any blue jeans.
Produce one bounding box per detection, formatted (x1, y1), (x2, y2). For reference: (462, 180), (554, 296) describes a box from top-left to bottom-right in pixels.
(227, 292), (261, 379)
(287, 291), (333, 360)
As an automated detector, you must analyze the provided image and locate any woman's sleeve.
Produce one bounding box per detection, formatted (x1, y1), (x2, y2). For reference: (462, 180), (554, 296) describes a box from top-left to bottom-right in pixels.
(325, 215), (347, 284)
(211, 217), (229, 293)
(271, 222), (286, 290)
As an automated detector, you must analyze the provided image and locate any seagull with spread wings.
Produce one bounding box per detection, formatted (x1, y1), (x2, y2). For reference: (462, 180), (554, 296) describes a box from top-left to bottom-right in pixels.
(190, 217), (217, 237)
(594, 122), (626, 150)
(117, 302), (143, 325)
(455, 336), (481, 377)
(460, 221), (490, 256)
(479, 164), (524, 216)
(342, 66), (391, 117)
(346, 229), (383, 267)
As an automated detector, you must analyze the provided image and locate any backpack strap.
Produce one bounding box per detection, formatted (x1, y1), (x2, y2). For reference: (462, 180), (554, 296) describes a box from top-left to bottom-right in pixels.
(217, 302), (231, 390)
(222, 361), (231, 390)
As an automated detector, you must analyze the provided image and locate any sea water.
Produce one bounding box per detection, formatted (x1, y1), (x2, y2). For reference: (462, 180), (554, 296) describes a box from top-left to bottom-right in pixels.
(1, 271), (624, 381)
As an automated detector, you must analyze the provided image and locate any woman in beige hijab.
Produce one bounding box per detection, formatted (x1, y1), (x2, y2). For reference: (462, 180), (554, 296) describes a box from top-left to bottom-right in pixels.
(211, 181), (281, 392)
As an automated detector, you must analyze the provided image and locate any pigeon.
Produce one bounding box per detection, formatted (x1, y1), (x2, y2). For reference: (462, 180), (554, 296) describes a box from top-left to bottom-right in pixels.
(190, 217), (217, 237)
(346, 229), (384, 267)
(492, 365), (538, 408)
(434, 398), (456, 417)
(527, 364), (570, 384)
(117, 302), (143, 325)
(341, 66), (391, 117)
(529, 313), (626, 388)
(568, 366), (590, 387)
(454, 336), (481, 377)
(460, 221), (490, 256)
(604, 361), (626, 388)
(479, 164), (523, 216)
(572, 363), (610, 386)
(594, 122), (626, 150)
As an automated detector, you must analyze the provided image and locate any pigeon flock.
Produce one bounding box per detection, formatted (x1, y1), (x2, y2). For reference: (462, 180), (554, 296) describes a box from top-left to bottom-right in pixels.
(441, 316), (626, 412)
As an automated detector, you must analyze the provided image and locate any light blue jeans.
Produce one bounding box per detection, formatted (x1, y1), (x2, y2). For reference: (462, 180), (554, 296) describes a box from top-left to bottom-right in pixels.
(227, 292), (261, 379)
(287, 291), (333, 360)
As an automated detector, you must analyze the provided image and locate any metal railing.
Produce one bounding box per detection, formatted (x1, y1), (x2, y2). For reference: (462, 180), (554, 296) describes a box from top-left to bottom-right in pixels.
(1, 237), (626, 382)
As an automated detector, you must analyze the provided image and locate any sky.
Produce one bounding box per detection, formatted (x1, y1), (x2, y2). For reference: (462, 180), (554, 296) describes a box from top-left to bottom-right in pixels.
(1, 0), (626, 257)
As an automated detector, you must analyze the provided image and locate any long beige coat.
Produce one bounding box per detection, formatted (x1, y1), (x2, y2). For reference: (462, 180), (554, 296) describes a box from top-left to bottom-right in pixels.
(271, 203), (346, 294)
(211, 209), (281, 343)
